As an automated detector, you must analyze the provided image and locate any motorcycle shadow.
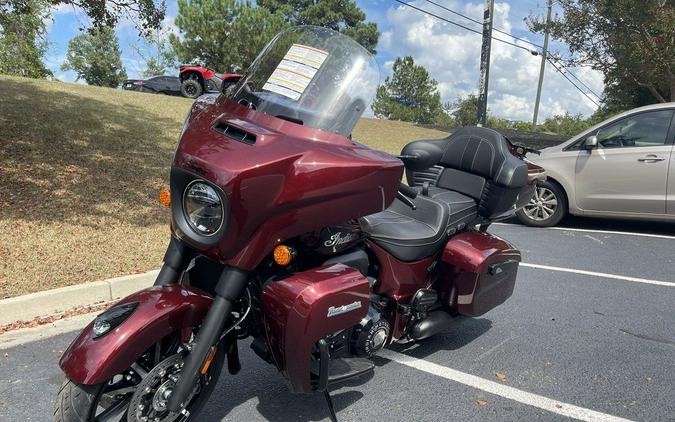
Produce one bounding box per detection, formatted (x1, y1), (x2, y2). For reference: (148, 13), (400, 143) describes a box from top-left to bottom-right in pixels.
(379, 316), (493, 362)
(201, 341), (373, 421)
(202, 318), (489, 421)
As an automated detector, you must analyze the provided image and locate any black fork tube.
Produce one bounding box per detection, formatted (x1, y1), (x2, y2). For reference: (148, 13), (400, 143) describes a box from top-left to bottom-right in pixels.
(167, 267), (248, 412)
(154, 237), (194, 286)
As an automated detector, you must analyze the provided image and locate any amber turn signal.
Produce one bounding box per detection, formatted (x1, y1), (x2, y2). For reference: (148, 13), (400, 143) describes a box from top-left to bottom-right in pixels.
(273, 245), (295, 266)
(200, 346), (217, 375)
(159, 186), (171, 208)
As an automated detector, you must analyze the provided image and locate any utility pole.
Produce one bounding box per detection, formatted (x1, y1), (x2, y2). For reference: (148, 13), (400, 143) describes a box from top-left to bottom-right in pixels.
(476, 0), (494, 127)
(532, 0), (552, 127)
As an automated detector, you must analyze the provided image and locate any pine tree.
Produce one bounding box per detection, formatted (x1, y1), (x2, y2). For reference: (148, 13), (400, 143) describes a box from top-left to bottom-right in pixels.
(170, 0), (287, 72)
(372, 56), (443, 124)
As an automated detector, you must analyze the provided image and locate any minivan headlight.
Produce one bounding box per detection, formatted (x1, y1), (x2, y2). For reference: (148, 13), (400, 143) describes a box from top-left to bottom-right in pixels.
(183, 181), (224, 236)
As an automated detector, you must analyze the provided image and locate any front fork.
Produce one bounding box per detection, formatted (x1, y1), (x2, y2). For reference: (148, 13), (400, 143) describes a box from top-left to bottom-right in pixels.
(156, 237), (249, 413)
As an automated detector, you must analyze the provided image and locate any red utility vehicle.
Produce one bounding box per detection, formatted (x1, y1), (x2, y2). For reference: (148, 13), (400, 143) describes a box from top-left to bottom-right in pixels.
(54, 26), (544, 422)
(179, 64), (241, 99)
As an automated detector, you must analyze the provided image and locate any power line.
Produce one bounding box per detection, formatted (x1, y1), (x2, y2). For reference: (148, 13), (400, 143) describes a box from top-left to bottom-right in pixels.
(553, 61), (603, 100)
(547, 58), (600, 106)
(421, 0), (545, 50)
(392, 0), (540, 55)
(392, 0), (602, 108)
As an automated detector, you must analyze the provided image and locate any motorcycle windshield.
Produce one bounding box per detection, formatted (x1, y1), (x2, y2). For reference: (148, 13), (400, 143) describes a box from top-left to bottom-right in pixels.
(228, 26), (380, 137)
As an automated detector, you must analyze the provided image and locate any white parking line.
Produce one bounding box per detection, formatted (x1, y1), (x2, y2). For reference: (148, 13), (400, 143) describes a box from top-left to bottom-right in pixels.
(379, 349), (634, 422)
(521, 263), (674, 287)
(493, 223), (675, 240)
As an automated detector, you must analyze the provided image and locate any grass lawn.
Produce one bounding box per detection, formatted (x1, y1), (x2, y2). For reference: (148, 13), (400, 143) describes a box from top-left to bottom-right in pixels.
(0, 75), (446, 298)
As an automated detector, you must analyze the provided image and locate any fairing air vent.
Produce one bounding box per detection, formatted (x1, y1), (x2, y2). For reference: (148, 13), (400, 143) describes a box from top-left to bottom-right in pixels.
(214, 121), (256, 145)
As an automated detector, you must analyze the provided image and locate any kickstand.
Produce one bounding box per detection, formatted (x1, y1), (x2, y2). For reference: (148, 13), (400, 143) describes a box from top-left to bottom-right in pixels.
(323, 389), (338, 422)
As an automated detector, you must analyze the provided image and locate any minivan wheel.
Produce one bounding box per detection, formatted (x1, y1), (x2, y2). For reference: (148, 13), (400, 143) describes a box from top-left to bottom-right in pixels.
(516, 181), (567, 227)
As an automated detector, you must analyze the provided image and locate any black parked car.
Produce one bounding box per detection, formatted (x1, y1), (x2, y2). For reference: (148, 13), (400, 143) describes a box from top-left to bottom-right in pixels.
(122, 76), (182, 95)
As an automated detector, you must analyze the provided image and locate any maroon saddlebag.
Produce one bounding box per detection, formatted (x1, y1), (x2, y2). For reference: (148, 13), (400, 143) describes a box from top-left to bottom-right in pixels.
(261, 263), (370, 393)
(438, 231), (521, 317)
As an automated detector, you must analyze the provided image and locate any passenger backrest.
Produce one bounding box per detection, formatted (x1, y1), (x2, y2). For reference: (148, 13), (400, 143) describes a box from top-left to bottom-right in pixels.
(403, 127), (528, 219)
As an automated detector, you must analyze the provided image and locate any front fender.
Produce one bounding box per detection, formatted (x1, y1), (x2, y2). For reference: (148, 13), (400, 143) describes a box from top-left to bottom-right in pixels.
(59, 285), (213, 385)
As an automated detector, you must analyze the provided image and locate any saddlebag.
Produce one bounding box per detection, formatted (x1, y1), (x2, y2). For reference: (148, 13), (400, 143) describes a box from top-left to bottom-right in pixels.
(438, 231), (520, 317)
(261, 264), (369, 393)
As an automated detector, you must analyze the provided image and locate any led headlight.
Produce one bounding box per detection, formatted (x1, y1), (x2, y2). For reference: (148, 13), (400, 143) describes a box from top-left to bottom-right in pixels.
(92, 302), (139, 339)
(183, 181), (224, 236)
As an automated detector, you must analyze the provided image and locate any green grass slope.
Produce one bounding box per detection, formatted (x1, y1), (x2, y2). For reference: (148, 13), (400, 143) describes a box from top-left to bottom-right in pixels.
(0, 75), (446, 298)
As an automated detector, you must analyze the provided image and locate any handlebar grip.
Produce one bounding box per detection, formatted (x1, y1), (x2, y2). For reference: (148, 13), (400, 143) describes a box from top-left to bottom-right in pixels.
(399, 183), (418, 199)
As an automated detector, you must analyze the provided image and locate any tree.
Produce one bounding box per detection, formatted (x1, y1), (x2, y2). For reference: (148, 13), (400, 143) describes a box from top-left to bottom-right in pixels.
(528, 0), (675, 106)
(170, 0), (286, 72)
(133, 28), (177, 77)
(372, 56), (443, 124)
(1, 0), (164, 35)
(257, 0), (379, 54)
(0, 0), (51, 78)
(449, 94), (479, 127)
(62, 27), (127, 87)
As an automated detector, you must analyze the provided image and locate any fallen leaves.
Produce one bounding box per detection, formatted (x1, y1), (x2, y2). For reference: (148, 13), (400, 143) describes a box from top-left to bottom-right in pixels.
(495, 371), (506, 382)
(477, 399), (487, 407)
(0, 302), (112, 335)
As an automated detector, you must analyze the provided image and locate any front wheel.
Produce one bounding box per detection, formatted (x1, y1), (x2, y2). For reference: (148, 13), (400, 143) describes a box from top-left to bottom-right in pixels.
(516, 181), (567, 227)
(54, 340), (224, 422)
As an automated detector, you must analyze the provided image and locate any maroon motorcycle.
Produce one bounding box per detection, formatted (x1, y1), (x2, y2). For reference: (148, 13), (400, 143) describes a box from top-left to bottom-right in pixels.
(54, 26), (543, 422)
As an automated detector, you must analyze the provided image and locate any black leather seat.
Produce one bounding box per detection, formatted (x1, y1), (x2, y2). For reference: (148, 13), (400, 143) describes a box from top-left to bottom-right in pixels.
(360, 195), (449, 262)
(417, 186), (477, 234)
(403, 127), (528, 221)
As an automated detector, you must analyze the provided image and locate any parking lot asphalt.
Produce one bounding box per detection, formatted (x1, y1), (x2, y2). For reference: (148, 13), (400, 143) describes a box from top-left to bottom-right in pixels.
(1, 220), (674, 422)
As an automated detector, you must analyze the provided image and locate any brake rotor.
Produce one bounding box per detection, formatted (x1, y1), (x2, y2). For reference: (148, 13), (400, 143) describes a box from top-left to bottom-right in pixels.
(127, 354), (192, 422)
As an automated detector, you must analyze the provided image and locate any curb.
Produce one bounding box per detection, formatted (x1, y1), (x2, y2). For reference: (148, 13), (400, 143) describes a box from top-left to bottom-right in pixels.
(0, 269), (159, 326)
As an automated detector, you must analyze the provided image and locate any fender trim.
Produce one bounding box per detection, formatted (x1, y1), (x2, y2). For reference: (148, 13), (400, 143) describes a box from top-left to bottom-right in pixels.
(59, 285), (213, 385)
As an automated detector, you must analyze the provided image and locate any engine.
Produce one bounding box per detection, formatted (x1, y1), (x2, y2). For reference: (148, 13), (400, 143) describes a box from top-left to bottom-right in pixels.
(351, 304), (390, 357)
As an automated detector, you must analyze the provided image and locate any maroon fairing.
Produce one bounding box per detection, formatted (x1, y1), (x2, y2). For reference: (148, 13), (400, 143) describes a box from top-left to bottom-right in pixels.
(438, 231), (521, 316)
(261, 264), (370, 393)
(59, 285), (213, 385)
(172, 97), (403, 270)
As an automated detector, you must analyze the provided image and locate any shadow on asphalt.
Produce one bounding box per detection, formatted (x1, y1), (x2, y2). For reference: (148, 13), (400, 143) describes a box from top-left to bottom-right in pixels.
(200, 319), (491, 421)
(381, 317), (492, 361)
(503, 215), (675, 236)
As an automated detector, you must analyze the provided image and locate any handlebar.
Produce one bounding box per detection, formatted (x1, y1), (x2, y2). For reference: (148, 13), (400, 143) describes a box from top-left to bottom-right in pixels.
(397, 183), (418, 210)
(398, 183), (418, 199)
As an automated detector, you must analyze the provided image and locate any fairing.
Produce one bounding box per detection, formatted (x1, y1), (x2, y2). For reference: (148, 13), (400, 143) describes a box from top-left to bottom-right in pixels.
(171, 96), (402, 270)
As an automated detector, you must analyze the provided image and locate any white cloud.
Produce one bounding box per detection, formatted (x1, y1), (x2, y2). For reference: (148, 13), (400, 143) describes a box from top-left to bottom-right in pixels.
(379, 1), (604, 121)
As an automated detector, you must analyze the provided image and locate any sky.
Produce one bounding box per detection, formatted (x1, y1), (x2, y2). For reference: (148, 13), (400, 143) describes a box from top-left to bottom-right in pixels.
(43, 0), (605, 122)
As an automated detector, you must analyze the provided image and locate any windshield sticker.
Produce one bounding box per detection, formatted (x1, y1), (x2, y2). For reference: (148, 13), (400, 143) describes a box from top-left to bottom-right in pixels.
(263, 44), (329, 101)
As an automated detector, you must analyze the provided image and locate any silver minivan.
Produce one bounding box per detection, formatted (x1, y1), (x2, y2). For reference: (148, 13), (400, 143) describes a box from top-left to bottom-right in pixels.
(517, 103), (675, 227)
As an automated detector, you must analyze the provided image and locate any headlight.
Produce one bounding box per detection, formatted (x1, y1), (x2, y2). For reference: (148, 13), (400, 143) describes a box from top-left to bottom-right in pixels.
(183, 181), (224, 235)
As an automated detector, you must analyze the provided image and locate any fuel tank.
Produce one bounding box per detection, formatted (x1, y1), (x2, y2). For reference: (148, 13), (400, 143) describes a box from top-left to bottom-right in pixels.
(171, 97), (403, 270)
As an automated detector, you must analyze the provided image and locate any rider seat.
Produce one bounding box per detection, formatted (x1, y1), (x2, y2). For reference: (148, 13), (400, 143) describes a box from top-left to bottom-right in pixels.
(360, 195), (449, 262)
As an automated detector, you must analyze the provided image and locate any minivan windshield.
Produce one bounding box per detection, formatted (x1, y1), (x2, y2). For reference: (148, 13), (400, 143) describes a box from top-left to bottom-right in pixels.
(228, 26), (380, 137)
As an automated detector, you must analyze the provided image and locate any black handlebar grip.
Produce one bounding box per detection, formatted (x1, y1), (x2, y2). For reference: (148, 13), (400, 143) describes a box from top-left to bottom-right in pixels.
(399, 183), (418, 199)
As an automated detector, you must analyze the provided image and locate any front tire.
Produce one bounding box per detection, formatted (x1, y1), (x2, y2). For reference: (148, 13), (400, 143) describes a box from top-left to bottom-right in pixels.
(516, 180), (567, 227)
(54, 342), (224, 422)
